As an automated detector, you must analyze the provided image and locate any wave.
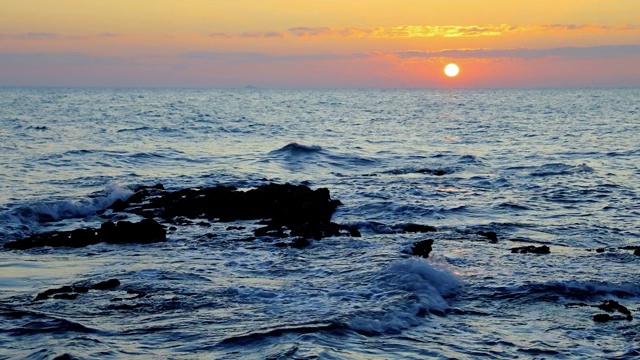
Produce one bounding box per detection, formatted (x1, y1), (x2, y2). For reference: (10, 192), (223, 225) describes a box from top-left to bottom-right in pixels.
(0, 183), (132, 241)
(344, 258), (460, 335)
(528, 163), (594, 177)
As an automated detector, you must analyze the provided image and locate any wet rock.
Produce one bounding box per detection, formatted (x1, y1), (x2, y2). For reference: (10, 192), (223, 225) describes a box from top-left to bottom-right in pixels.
(477, 231), (498, 242)
(289, 237), (311, 249)
(598, 300), (632, 320)
(347, 226), (361, 237)
(99, 219), (166, 245)
(5, 219), (165, 250)
(415, 168), (449, 176)
(92, 279), (120, 290)
(52, 293), (79, 300)
(274, 242), (288, 248)
(53, 354), (76, 360)
(511, 245), (550, 254)
(411, 239), (434, 258)
(593, 313), (612, 323)
(635, 249), (640, 256)
(596, 248), (606, 253)
(395, 224), (437, 233)
(34, 286), (75, 301)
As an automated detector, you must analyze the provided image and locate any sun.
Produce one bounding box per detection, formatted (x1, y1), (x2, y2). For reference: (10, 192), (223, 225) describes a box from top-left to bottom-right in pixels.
(444, 63), (460, 77)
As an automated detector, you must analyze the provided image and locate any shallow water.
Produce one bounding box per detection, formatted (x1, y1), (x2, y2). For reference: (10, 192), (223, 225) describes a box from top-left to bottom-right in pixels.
(1, 88), (639, 359)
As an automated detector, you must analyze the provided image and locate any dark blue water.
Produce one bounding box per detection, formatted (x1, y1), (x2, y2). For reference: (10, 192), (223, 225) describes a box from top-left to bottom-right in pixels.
(1, 88), (639, 359)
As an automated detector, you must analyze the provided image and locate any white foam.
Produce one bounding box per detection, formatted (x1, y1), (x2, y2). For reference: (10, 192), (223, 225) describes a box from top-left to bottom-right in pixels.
(346, 257), (460, 334)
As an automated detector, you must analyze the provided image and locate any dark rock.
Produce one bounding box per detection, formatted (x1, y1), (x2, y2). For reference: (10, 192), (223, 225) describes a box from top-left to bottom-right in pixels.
(634, 249), (640, 256)
(92, 279), (120, 290)
(411, 239), (434, 258)
(290, 237), (311, 249)
(53, 354), (76, 360)
(395, 224), (437, 233)
(348, 226), (362, 237)
(596, 248), (606, 253)
(478, 231), (498, 242)
(99, 219), (166, 245)
(511, 245), (550, 254)
(593, 313), (612, 323)
(274, 242), (288, 248)
(52, 293), (79, 300)
(598, 300), (632, 318)
(226, 226), (246, 231)
(5, 219), (165, 250)
(34, 286), (74, 301)
(169, 226), (177, 231)
(415, 168), (449, 176)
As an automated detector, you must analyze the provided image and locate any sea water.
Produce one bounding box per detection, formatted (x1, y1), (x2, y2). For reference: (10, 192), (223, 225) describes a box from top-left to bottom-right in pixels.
(0, 88), (639, 359)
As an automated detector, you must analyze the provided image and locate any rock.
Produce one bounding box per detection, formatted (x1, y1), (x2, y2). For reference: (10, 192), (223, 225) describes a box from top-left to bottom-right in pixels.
(411, 239), (434, 258)
(598, 300), (632, 319)
(347, 226), (361, 237)
(52, 293), (79, 300)
(289, 237), (311, 249)
(511, 245), (550, 254)
(395, 224), (437, 233)
(34, 286), (74, 301)
(477, 231), (498, 242)
(5, 219), (165, 250)
(415, 168), (449, 176)
(593, 313), (612, 323)
(596, 248), (606, 253)
(99, 219), (166, 245)
(634, 249), (640, 256)
(92, 279), (120, 290)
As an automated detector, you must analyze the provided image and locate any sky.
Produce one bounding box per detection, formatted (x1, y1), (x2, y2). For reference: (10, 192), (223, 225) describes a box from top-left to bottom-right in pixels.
(1, 0), (639, 88)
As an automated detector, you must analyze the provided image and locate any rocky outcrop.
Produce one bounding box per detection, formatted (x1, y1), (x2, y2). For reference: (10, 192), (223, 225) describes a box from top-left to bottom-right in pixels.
(510, 245), (550, 254)
(4, 219), (166, 250)
(33, 279), (121, 301)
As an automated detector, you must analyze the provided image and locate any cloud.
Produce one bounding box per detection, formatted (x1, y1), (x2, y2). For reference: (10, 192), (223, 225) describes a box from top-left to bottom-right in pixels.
(13, 32), (61, 39)
(395, 44), (640, 60)
(239, 31), (284, 38)
(287, 27), (332, 37)
(207, 23), (639, 40)
(0, 52), (124, 66)
(181, 51), (370, 63)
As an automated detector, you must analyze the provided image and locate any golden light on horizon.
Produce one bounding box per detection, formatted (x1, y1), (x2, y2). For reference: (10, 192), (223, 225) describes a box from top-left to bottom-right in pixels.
(444, 63), (460, 77)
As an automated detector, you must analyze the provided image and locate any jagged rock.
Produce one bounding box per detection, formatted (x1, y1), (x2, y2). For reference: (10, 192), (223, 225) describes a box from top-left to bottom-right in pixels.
(478, 231), (498, 242)
(5, 219), (166, 250)
(511, 245), (550, 254)
(52, 293), (79, 300)
(415, 168), (449, 176)
(411, 239), (434, 258)
(634, 249), (640, 256)
(395, 224), (437, 233)
(92, 279), (120, 290)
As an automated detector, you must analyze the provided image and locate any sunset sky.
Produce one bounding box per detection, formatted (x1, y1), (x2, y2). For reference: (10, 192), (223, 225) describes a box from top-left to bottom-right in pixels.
(1, 0), (639, 88)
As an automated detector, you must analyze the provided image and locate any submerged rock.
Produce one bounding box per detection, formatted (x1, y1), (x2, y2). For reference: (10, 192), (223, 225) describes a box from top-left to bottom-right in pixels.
(510, 245), (550, 254)
(477, 231), (498, 242)
(394, 224), (437, 233)
(411, 239), (434, 258)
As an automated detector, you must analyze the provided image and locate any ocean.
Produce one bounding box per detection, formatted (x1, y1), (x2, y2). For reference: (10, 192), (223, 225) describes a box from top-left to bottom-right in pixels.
(0, 87), (639, 359)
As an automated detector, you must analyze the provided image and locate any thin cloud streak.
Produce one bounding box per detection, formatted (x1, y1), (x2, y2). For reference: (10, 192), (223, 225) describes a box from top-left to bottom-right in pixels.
(206, 23), (639, 39)
(396, 45), (640, 60)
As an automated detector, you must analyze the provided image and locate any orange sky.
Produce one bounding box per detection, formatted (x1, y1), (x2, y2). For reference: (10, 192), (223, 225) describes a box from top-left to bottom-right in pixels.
(1, 0), (639, 87)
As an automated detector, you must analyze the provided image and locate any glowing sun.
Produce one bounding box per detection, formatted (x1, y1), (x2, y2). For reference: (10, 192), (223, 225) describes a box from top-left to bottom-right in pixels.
(444, 63), (460, 77)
